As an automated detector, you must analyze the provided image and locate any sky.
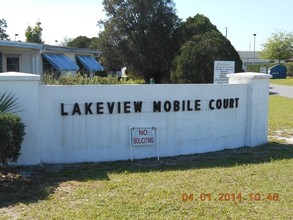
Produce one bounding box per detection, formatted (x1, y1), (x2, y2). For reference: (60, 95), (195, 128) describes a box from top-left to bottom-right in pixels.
(1, 0), (292, 51)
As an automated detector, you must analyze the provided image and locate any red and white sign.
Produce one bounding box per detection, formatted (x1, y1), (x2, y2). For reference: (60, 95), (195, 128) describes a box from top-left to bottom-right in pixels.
(130, 127), (156, 146)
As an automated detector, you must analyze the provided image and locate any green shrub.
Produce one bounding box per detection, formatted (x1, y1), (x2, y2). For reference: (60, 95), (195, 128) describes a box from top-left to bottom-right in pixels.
(42, 73), (145, 85)
(285, 63), (293, 77)
(0, 113), (25, 166)
(247, 63), (293, 77)
(246, 63), (275, 73)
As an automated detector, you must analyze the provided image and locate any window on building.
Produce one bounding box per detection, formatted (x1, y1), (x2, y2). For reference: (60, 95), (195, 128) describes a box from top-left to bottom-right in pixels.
(42, 57), (62, 78)
(6, 57), (20, 72)
(42, 54), (79, 78)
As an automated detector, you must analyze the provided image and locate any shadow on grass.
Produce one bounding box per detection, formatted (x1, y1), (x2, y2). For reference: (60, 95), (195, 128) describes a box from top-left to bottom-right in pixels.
(0, 141), (292, 208)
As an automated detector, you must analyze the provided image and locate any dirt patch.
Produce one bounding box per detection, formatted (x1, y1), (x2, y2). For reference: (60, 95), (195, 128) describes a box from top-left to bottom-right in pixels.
(269, 129), (293, 144)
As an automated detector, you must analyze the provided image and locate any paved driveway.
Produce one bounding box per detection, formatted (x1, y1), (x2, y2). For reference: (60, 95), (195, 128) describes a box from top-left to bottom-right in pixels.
(269, 84), (293, 99)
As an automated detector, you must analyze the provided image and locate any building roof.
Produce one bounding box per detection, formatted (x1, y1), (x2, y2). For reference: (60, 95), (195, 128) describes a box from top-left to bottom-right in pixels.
(237, 51), (271, 63)
(0, 40), (43, 50)
(0, 40), (100, 55)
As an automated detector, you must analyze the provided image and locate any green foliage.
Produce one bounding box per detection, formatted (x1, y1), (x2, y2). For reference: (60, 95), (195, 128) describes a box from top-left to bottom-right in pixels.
(269, 96), (293, 137)
(59, 37), (73, 47)
(270, 77), (293, 86)
(64, 36), (100, 51)
(0, 113), (25, 165)
(285, 62), (293, 77)
(246, 63), (275, 73)
(0, 92), (21, 113)
(66, 36), (92, 48)
(25, 20), (44, 43)
(42, 73), (144, 85)
(0, 18), (10, 40)
(99, 0), (181, 83)
(178, 14), (218, 44)
(247, 63), (293, 77)
(171, 15), (243, 83)
(260, 30), (293, 62)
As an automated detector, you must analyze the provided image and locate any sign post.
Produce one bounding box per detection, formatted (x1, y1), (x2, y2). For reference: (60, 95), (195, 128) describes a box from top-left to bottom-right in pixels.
(129, 126), (158, 161)
(260, 67), (267, 74)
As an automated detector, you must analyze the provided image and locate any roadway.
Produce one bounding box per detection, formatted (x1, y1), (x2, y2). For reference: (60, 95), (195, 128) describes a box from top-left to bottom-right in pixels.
(269, 84), (293, 99)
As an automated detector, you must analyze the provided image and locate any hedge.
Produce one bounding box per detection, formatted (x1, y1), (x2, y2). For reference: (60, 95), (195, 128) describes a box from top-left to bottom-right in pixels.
(247, 63), (293, 77)
(42, 73), (145, 85)
(0, 113), (25, 165)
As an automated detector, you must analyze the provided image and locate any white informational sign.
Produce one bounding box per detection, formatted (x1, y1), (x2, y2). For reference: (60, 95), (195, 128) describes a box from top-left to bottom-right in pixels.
(130, 127), (156, 146)
(129, 126), (159, 161)
(214, 61), (235, 84)
(260, 67), (267, 74)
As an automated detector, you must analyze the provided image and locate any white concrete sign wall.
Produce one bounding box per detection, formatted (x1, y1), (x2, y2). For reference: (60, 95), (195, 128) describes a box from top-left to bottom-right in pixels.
(0, 72), (271, 165)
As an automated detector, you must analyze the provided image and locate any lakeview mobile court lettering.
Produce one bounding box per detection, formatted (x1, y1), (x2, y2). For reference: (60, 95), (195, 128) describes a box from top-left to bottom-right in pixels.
(61, 98), (240, 116)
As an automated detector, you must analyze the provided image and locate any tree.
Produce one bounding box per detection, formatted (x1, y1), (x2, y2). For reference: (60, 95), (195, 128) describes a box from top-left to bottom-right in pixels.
(171, 14), (243, 83)
(178, 14), (219, 44)
(59, 37), (73, 46)
(98, 0), (181, 83)
(25, 20), (44, 43)
(260, 30), (293, 62)
(96, 23), (124, 72)
(66, 36), (92, 48)
(0, 18), (10, 40)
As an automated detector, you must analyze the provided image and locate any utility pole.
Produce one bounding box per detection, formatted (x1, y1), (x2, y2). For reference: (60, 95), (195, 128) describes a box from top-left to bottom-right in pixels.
(253, 33), (256, 65)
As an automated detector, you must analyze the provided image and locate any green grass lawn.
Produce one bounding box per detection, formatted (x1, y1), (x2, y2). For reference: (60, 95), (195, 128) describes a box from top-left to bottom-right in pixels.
(0, 96), (292, 220)
(269, 96), (293, 138)
(270, 77), (293, 86)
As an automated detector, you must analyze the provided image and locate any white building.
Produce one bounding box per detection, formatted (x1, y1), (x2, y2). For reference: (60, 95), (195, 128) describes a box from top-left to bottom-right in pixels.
(237, 51), (272, 71)
(0, 40), (103, 76)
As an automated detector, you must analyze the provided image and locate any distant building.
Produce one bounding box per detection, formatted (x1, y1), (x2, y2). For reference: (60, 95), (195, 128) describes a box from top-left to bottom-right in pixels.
(237, 51), (272, 71)
(0, 40), (103, 77)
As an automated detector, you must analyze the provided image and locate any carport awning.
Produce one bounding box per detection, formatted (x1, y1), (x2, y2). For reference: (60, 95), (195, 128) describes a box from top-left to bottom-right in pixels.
(42, 54), (79, 71)
(76, 55), (104, 72)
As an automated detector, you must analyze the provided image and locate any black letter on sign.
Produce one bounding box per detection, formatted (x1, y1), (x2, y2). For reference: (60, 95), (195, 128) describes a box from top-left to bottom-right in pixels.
(124, 101), (131, 113)
(134, 101), (143, 113)
(97, 102), (104, 114)
(107, 102), (115, 114)
(72, 103), (81, 115)
(235, 98), (239, 108)
(117, 102), (121, 114)
(153, 101), (161, 112)
(216, 99), (222, 109)
(229, 99), (234, 108)
(223, 99), (229, 109)
(164, 101), (172, 112)
(174, 100), (180, 112)
(195, 100), (201, 111)
(61, 103), (68, 116)
(85, 102), (93, 115)
(209, 99), (215, 110)
(187, 100), (192, 111)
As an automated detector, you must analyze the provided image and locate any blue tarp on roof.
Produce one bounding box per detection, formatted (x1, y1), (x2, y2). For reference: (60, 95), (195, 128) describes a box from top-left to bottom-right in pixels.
(77, 55), (104, 72)
(42, 53), (79, 71)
